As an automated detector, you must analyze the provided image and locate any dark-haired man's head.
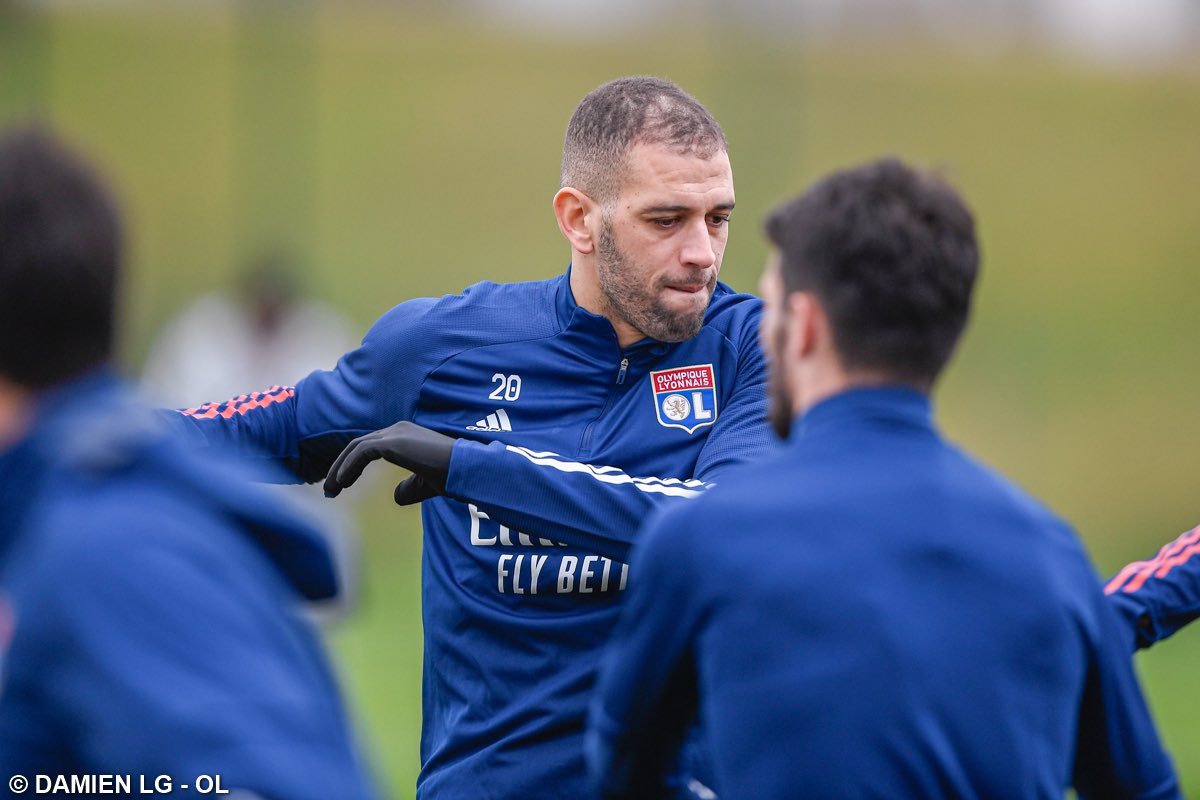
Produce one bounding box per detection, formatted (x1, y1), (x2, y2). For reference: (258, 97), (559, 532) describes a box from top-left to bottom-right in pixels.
(0, 128), (122, 391)
(760, 158), (979, 438)
(557, 77), (734, 347)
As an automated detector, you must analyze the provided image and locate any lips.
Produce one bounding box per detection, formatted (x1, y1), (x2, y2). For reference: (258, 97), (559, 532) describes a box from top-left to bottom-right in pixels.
(666, 283), (707, 294)
(662, 274), (714, 294)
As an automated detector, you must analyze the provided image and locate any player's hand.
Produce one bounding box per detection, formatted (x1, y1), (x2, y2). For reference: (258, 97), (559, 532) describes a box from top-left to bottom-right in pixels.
(323, 421), (455, 503)
(392, 473), (443, 506)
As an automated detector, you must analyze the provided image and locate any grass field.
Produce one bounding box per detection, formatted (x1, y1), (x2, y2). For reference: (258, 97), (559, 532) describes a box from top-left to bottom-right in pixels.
(3, 5), (1199, 796)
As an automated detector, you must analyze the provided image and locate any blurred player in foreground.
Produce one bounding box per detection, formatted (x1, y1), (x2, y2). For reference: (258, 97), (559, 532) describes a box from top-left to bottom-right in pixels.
(0, 129), (375, 799)
(587, 158), (1179, 799)
(166, 76), (769, 798)
(142, 252), (363, 621)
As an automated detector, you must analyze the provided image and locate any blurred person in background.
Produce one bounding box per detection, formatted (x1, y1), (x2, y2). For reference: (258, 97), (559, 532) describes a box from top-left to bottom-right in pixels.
(587, 158), (1179, 799)
(142, 252), (362, 620)
(165, 75), (767, 799)
(0, 128), (375, 799)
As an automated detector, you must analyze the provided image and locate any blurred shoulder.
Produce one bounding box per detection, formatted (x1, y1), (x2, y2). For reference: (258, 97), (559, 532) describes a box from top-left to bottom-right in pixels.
(947, 442), (1081, 547)
(703, 281), (762, 333)
(700, 282), (764, 369)
(639, 444), (790, 561)
(32, 457), (240, 560)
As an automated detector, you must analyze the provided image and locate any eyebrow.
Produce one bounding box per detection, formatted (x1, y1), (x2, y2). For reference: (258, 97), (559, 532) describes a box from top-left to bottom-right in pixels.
(640, 202), (736, 215)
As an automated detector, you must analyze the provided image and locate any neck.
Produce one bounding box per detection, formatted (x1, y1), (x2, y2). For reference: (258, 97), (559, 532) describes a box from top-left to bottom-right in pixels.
(793, 366), (909, 417)
(569, 257), (642, 347)
(0, 379), (34, 451)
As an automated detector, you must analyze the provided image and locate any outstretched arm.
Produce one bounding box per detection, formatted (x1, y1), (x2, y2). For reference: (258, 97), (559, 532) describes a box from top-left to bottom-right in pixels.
(450, 329), (769, 562)
(161, 298), (439, 483)
(1104, 525), (1200, 651)
(323, 331), (771, 563)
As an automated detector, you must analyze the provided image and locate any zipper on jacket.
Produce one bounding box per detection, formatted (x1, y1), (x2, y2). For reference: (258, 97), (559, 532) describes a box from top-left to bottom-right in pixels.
(580, 357), (632, 454)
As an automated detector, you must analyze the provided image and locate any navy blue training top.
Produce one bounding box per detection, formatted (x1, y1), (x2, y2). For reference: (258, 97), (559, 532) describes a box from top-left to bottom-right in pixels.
(589, 387), (1179, 800)
(1106, 524), (1200, 651)
(0, 371), (375, 799)
(165, 271), (771, 798)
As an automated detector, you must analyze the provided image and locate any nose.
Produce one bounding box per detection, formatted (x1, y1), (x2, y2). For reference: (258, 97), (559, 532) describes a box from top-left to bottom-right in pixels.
(679, 218), (717, 270)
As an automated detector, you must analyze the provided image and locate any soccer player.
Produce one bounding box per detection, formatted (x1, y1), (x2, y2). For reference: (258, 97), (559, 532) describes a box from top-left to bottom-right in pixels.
(587, 159), (1179, 798)
(0, 130), (375, 799)
(166, 77), (770, 798)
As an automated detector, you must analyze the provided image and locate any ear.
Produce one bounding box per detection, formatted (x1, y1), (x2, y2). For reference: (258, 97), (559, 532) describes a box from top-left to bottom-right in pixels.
(553, 187), (600, 255)
(785, 291), (823, 361)
(0, 376), (34, 450)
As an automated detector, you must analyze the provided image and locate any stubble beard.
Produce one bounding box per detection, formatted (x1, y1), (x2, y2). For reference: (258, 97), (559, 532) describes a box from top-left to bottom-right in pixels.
(767, 320), (794, 440)
(596, 220), (710, 344)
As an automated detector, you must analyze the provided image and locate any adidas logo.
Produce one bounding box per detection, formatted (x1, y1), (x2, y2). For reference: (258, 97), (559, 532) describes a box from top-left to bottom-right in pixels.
(466, 409), (513, 432)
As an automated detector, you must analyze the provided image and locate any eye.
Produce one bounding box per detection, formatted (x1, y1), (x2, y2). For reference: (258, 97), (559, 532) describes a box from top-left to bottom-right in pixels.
(650, 217), (680, 229)
(709, 214), (731, 227)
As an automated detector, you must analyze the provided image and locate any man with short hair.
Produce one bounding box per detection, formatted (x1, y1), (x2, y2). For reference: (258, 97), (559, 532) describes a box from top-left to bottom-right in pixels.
(168, 76), (769, 798)
(587, 158), (1179, 798)
(0, 129), (375, 799)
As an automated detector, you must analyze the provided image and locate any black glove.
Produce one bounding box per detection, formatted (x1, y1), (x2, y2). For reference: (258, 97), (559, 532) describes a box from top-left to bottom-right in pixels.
(323, 421), (456, 506)
(393, 473), (444, 506)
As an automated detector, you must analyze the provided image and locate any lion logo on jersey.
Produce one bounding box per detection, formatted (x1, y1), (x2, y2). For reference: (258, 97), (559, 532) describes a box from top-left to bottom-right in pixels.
(649, 364), (718, 434)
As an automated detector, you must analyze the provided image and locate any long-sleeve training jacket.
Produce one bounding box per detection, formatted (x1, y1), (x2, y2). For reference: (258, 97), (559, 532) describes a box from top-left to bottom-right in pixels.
(166, 269), (771, 799)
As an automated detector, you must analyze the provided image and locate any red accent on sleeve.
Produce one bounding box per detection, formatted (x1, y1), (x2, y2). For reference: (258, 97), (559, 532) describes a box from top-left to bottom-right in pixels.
(1105, 526), (1200, 595)
(178, 386), (295, 420)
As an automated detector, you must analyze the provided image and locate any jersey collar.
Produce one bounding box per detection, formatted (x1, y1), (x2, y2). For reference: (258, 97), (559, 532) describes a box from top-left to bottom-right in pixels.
(794, 385), (935, 443)
(554, 265), (707, 359)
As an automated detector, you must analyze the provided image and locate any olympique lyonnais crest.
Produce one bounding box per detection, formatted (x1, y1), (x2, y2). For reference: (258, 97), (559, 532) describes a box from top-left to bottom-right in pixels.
(649, 363), (719, 434)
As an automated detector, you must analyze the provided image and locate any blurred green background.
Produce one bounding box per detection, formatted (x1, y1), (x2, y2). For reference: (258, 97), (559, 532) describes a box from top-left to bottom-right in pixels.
(3, 3), (1198, 796)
